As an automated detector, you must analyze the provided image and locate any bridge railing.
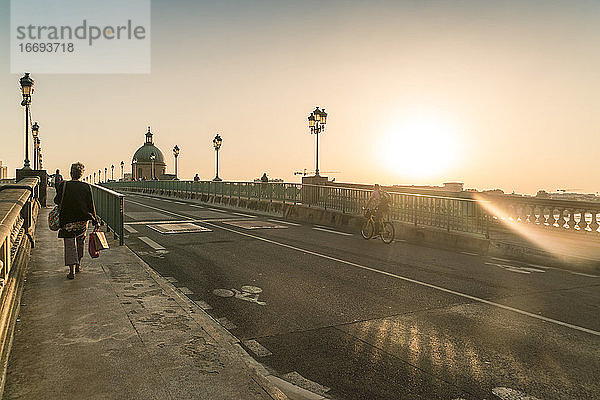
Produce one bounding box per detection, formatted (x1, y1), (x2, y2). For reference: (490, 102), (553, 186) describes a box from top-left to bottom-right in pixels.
(0, 177), (40, 291)
(91, 184), (124, 245)
(104, 180), (489, 236)
(476, 195), (600, 235)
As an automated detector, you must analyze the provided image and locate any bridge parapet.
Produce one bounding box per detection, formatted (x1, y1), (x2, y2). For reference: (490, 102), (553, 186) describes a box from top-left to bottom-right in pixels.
(476, 194), (600, 235)
(0, 177), (40, 383)
(104, 180), (489, 237)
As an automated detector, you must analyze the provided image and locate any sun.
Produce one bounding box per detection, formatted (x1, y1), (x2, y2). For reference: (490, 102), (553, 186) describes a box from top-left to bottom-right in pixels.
(379, 112), (461, 180)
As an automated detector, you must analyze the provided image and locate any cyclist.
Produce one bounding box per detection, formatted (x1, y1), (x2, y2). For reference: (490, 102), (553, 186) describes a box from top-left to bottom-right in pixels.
(366, 184), (390, 235)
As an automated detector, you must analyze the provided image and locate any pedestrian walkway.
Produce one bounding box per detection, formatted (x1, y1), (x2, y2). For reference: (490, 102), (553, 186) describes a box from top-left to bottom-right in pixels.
(2, 207), (291, 400)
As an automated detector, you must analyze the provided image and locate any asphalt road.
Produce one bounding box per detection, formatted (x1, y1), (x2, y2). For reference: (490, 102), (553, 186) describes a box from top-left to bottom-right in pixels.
(121, 193), (600, 400)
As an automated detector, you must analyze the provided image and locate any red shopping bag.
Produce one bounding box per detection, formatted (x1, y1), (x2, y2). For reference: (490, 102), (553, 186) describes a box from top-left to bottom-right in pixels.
(88, 228), (100, 258)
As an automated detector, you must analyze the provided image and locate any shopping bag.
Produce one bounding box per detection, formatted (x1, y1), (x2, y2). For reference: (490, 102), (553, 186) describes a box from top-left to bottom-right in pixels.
(48, 206), (61, 231)
(93, 230), (110, 251)
(88, 232), (100, 258)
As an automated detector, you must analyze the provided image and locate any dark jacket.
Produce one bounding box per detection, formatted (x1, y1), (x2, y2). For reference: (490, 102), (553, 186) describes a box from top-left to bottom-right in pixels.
(54, 180), (97, 238)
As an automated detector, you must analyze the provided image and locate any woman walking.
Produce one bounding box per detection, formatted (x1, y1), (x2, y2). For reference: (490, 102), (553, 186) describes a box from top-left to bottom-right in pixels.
(54, 162), (98, 280)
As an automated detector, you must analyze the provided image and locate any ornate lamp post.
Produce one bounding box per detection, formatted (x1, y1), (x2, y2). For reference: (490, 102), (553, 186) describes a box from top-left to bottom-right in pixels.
(173, 145), (180, 180)
(104, 167), (107, 182)
(98, 169), (101, 183)
(212, 134), (222, 181)
(120, 161), (124, 180)
(19, 73), (34, 169)
(307, 106), (327, 176)
(150, 152), (156, 180)
(111, 164), (114, 181)
(132, 157), (137, 180)
(31, 122), (39, 169)
(93, 172), (96, 183)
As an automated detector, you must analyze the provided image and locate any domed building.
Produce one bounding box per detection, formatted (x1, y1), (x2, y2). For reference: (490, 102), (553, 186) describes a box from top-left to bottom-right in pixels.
(131, 127), (167, 180)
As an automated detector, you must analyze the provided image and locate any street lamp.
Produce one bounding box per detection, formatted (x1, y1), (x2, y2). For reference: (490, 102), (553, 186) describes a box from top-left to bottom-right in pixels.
(120, 161), (124, 180)
(31, 122), (39, 169)
(98, 169), (101, 183)
(19, 73), (34, 169)
(150, 152), (156, 180)
(104, 167), (107, 182)
(307, 106), (327, 176)
(173, 145), (180, 180)
(93, 172), (96, 183)
(111, 164), (114, 181)
(132, 157), (137, 180)
(212, 134), (222, 181)
(37, 139), (42, 169)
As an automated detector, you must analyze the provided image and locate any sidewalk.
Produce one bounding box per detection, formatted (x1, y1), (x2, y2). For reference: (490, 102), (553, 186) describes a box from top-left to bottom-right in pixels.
(2, 207), (293, 400)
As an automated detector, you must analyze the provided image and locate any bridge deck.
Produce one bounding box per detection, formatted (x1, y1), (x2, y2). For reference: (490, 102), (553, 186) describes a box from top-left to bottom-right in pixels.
(5, 192), (600, 399)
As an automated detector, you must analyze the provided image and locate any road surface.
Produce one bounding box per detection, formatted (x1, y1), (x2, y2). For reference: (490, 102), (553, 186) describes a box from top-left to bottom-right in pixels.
(120, 193), (600, 400)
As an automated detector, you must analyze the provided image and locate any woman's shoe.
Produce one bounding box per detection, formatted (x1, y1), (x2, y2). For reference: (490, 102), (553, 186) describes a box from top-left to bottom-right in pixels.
(67, 273), (75, 280)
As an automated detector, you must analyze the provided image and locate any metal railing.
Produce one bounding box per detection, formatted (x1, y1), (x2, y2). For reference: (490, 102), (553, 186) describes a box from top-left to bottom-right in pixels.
(104, 180), (489, 236)
(0, 177), (40, 291)
(91, 184), (124, 245)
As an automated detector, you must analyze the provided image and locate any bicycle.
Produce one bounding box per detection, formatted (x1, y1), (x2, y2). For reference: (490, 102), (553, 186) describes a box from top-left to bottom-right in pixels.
(361, 207), (395, 244)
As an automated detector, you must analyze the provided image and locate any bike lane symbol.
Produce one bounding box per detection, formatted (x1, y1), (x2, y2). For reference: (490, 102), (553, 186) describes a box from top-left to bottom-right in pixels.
(213, 285), (267, 306)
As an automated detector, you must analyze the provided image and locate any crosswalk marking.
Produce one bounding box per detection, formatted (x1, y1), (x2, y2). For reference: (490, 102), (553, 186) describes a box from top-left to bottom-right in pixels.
(124, 225), (138, 234)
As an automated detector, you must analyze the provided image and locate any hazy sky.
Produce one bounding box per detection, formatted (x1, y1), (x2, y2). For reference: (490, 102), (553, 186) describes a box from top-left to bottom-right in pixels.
(1, 0), (599, 194)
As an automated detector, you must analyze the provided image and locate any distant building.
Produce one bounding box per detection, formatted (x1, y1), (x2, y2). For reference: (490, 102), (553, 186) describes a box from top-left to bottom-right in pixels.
(0, 161), (7, 179)
(131, 127), (167, 180)
(391, 182), (464, 193)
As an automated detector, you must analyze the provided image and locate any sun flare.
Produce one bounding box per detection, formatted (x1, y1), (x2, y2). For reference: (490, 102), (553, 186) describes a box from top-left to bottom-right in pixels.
(379, 112), (461, 180)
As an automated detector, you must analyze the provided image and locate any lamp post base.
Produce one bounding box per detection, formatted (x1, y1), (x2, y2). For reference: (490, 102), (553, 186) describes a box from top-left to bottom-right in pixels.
(213, 177), (222, 182)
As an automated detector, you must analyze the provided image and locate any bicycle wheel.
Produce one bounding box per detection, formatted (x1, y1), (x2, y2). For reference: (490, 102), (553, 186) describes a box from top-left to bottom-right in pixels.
(381, 222), (395, 244)
(361, 219), (374, 239)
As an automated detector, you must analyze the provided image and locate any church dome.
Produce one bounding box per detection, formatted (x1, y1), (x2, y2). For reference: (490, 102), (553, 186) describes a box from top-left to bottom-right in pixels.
(132, 127), (166, 164)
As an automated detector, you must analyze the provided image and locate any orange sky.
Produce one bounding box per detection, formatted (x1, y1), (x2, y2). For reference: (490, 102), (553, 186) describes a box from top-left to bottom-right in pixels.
(1, 0), (599, 194)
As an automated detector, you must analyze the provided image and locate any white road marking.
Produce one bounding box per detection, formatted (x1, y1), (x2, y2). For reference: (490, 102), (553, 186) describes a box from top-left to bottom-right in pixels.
(568, 271), (599, 278)
(243, 339), (272, 357)
(394, 239), (407, 243)
(313, 227), (353, 236)
(125, 200), (600, 337)
(526, 263), (598, 278)
(178, 286), (193, 295)
(207, 207), (231, 214)
(148, 223), (211, 234)
(189, 204), (204, 208)
(268, 219), (301, 226)
(124, 225), (138, 234)
(460, 251), (479, 256)
(490, 257), (516, 263)
(230, 211), (257, 218)
(172, 201), (186, 205)
(138, 236), (166, 250)
(492, 386), (540, 400)
(485, 263), (545, 274)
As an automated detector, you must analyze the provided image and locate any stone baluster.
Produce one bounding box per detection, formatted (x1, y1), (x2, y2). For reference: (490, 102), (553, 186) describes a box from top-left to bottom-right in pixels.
(590, 211), (600, 233)
(566, 209), (577, 231)
(557, 208), (567, 229)
(577, 209), (588, 232)
(547, 207), (556, 227)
